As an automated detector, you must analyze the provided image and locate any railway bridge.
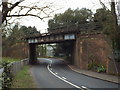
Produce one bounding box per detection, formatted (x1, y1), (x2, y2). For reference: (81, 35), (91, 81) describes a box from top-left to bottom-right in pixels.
(26, 25), (102, 68)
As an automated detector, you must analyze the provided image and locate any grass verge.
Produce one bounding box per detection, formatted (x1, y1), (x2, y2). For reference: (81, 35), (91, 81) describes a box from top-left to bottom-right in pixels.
(11, 65), (36, 88)
(0, 57), (21, 68)
(2, 57), (20, 63)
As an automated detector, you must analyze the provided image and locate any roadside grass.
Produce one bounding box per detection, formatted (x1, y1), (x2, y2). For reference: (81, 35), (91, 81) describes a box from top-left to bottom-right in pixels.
(11, 65), (36, 88)
(0, 57), (20, 67)
(2, 57), (21, 63)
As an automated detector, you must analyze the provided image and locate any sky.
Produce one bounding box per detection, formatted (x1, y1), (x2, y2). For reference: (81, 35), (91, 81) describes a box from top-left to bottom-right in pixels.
(4, 0), (119, 33)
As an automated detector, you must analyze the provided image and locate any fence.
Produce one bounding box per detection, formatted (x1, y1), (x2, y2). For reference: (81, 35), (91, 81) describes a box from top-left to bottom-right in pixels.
(0, 68), (4, 89)
(10, 59), (29, 75)
(0, 59), (29, 89)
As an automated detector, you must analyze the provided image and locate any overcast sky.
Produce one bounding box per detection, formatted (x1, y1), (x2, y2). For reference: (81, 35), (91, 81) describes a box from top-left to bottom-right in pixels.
(7, 0), (119, 33)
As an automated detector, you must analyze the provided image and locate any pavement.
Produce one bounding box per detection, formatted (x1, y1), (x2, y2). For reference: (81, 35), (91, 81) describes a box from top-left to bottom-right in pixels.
(68, 65), (120, 84)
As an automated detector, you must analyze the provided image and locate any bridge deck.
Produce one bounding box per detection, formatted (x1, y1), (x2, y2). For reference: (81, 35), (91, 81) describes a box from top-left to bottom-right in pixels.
(26, 26), (102, 44)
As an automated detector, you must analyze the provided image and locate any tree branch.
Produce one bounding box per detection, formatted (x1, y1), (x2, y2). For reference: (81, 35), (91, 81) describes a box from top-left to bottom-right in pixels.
(2, 0), (25, 23)
(99, 0), (109, 10)
(7, 14), (51, 20)
(9, 0), (25, 11)
(2, 0), (57, 24)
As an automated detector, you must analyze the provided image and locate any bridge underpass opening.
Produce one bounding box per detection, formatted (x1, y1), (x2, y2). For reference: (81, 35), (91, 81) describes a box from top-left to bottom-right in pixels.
(26, 31), (80, 65)
(29, 41), (76, 65)
(26, 27), (104, 69)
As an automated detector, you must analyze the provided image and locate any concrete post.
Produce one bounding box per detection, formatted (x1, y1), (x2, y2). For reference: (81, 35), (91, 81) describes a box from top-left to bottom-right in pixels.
(29, 44), (37, 64)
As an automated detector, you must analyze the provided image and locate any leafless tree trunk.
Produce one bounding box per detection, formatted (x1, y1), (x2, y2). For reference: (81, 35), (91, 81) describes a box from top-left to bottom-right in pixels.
(111, 0), (118, 26)
(1, 0), (56, 25)
(2, 0), (23, 23)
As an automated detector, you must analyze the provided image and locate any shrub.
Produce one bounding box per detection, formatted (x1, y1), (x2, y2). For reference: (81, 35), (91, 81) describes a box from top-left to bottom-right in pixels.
(1, 61), (13, 89)
(88, 62), (98, 71)
(97, 65), (106, 73)
(88, 62), (106, 73)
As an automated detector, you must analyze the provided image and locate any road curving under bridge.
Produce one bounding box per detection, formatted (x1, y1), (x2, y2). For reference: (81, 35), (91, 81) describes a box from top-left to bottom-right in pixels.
(30, 58), (119, 89)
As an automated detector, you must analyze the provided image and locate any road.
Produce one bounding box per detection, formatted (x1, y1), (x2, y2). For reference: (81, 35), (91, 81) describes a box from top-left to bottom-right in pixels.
(30, 58), (119, 90)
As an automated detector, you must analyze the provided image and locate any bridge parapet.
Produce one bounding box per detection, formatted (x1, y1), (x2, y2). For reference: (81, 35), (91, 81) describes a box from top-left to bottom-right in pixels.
(25, 26), (102, 44)
(27, 33), (76, 44)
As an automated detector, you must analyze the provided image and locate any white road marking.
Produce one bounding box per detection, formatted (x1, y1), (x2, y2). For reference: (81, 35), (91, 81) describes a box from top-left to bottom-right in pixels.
(81, 86), (87, 88)
(47, 65), (83, 89)
(81, 86), (91, 90)
(62, 77), (67, 80)
(45, 59), (90, 90)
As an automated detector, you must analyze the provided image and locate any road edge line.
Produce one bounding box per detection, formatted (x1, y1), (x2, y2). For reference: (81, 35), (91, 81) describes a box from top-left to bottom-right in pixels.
(47, 64), (83, 89)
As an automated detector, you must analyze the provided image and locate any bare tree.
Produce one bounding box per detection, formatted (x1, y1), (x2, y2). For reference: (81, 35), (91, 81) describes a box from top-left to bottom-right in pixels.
(99, 0), (118, 25)
(110, 0), (118, 26)
(0, 0), (57, 25)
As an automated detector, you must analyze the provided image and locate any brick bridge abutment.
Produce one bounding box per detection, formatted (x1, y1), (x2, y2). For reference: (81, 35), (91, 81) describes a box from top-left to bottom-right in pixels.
(27, 32), (118, 74)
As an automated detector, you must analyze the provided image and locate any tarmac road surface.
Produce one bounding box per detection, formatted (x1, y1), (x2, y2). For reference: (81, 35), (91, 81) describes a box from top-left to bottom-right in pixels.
(30, 58), (119, 90)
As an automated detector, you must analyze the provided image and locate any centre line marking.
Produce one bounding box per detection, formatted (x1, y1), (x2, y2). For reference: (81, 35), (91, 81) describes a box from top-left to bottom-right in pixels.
(62, 77), (67, 80)
(81, 86), (91, 90)
(47, 64), (83, 89)
(45, 59), (90, 90)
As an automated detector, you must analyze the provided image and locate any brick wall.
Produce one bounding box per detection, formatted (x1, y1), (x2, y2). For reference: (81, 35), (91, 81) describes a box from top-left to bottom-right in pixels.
(74, 33), (113, 71)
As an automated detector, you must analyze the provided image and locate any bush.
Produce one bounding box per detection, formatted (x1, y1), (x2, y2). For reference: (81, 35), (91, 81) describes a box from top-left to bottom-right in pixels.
(88, 62), (106, 73)
(97, 65), (106, 73)
(1, 61), (13, 89)
(88, 62), (98, 71)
